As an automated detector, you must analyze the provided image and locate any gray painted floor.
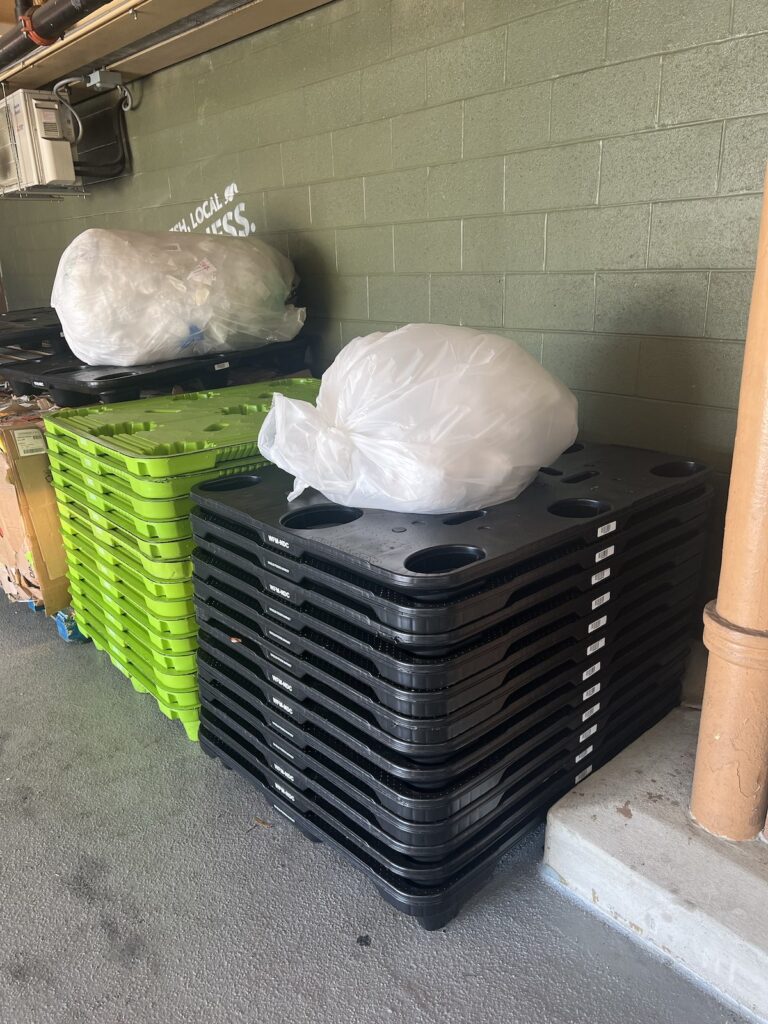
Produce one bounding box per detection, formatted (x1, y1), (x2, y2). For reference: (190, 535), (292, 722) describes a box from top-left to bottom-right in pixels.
(0, 599), (748, 1024)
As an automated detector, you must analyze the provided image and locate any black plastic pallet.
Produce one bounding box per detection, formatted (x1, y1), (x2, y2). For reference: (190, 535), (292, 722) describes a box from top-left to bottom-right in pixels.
(1, 338), (312, 406)
(199, 686), (679, 929)
(190, 485), (710, 634)
(191, 509), (707, 650)
(195, 607), (691, 757)
(192, 565), (701, 689)
(193, 576), (697, 722)
(198, 659), (683, 852)
(190, 444), (710, 597)
(197, 628), (689, 794)
(0, 307), (65, 348)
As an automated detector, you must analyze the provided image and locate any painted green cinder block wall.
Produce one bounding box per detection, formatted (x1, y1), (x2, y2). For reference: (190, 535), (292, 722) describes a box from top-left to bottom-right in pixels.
(1, 0), (766, 479)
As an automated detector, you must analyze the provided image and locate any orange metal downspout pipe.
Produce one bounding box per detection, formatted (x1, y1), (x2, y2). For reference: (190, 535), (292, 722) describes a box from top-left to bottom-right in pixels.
(690, 166), (768, 840)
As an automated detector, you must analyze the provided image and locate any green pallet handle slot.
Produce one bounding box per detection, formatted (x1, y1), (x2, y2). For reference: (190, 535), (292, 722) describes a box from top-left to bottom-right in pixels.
(71, 594), (199, 698)
(56, 499), (195, 564)
(66, 557), (197, 650)
(45, 379), (320, 478)
(61, 532), (194, 603)
(47, 432), (273, 500)
(48, 448), (211, 521)
(68, 574), (198, 637)
(53, 474), (194, 542)
(58, 508), (193, 586)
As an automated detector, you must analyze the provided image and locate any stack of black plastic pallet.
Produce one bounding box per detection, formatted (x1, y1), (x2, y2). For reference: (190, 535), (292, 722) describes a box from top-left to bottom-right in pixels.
(190, 443), (710, 928)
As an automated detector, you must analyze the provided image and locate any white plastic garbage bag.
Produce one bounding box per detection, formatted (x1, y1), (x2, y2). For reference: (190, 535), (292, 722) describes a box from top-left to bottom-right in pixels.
(258, 324), (578, 514)
(51, 228), (305, 366)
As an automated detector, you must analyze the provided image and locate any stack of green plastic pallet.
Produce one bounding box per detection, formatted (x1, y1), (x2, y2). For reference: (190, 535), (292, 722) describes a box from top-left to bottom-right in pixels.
(44, 378), (320, 741)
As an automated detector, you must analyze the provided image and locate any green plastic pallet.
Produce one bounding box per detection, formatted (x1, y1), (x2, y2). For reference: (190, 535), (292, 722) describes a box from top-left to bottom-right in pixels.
(59, 516), (192, 589)
(75, 611), (200, 742)
(68, 574), (197, 637)
(71, 598), (198, 700)
(45, 378), (320, 478)
(56, 485), (193, 546)
(62, 532), (194, 603)
(57, 498), (194, 562)
(49, 448), (199, 522)
(67, 558), (196, 648)
(47, 431), (270, 499)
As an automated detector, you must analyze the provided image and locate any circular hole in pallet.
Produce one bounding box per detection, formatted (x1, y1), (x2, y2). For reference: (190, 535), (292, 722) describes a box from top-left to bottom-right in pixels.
(548, 498), (611, 519)
(404, 545), (486, 574)
(281, 505), (363, 530)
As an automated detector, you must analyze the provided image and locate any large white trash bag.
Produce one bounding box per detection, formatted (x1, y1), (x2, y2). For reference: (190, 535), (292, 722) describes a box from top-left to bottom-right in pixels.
(51, 229), (305, 366)
(258, 324), (578, 514)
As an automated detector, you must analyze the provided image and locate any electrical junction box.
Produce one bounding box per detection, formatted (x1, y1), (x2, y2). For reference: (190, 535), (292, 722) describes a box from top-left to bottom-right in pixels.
(0, 89), (78, 194)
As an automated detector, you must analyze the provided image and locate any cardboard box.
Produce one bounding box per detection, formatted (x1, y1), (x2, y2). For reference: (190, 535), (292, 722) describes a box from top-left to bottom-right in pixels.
(0, 401), (69, 614)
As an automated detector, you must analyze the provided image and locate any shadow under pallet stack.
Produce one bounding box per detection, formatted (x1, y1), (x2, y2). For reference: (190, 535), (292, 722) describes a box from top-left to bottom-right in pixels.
(190, 444), (711, 928)
(44, 378), (320, 741)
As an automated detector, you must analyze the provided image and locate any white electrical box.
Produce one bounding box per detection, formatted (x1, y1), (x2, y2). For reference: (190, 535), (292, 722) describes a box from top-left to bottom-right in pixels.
(0, 89), (78, 195)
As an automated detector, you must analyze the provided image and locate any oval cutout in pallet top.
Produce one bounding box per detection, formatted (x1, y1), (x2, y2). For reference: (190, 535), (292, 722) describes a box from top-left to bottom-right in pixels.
(562, 471), (599, 485)
(442, 511), (487, 526)
(281, 506), (364, 530)
(651, 460), (706, 478)
(198, 474), (263, 493)
(404, 545), (486, 574)
(548, 499), (612, 519)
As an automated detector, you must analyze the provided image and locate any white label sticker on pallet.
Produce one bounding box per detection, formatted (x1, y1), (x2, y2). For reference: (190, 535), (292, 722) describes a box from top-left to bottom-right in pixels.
(588, 615), (607, 634)
(582, 702), (601, 722)
(267, 606), (292, 622)
(595, 545), (615, 563)
(591, 567), (611, 586)
(271, 696), (294, 716)
(597, 521), (617, 538)
(273, 762), (295, 783)
(270, 673), (292, 692)
(274, 781), (295, 802)
(214, 361), (230, 371)
(580, 723), (598, 743)
(266, 560), (290, 575)
(268, 651), (293, 669)
(592, 592), (610, 610)
(587, 637), (606, 657)
(582, 681), (601, 701)
(575, 766), (593, 785)
(13, 428), (46, 457)
(582, 663), (601, 682)
(575, 745), (593, 764)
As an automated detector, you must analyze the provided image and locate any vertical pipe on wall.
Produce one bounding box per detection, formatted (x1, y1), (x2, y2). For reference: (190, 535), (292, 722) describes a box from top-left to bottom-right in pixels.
(690, 165), (768, 841)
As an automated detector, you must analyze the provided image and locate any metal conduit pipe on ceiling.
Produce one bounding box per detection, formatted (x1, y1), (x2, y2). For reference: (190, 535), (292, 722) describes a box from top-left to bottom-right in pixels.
(0, 0), (113, 73)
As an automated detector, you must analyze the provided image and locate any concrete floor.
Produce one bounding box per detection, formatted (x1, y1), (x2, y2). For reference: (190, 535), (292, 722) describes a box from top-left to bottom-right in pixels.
(0, 599), (750, 1024)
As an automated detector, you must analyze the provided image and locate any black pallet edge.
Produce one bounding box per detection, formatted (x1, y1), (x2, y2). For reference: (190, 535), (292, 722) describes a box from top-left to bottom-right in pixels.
(197, 638), (689, 803)
(192, 565), (702, 688)
(191, 512), (708, 651)
(190, 444), (711, 596)
(196, 609), (691, 757)
(190, 487), (710, 633)
(193, 580), (698, 716)
(1, 338), (313, 405)
(198, 669), (682, 854)
(199, 690), (678, 928)
(0, 307), (65, 348)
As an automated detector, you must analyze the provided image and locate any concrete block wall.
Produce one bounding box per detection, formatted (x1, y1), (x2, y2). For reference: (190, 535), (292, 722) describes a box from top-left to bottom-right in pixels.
(0, 0), (765, 482)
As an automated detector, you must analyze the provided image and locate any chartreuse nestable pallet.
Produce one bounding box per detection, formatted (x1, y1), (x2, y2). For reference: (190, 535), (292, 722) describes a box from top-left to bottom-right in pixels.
(46, 430), (272, 499)
(72, 607), (201, 742)
(45, 378), (320, 478)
